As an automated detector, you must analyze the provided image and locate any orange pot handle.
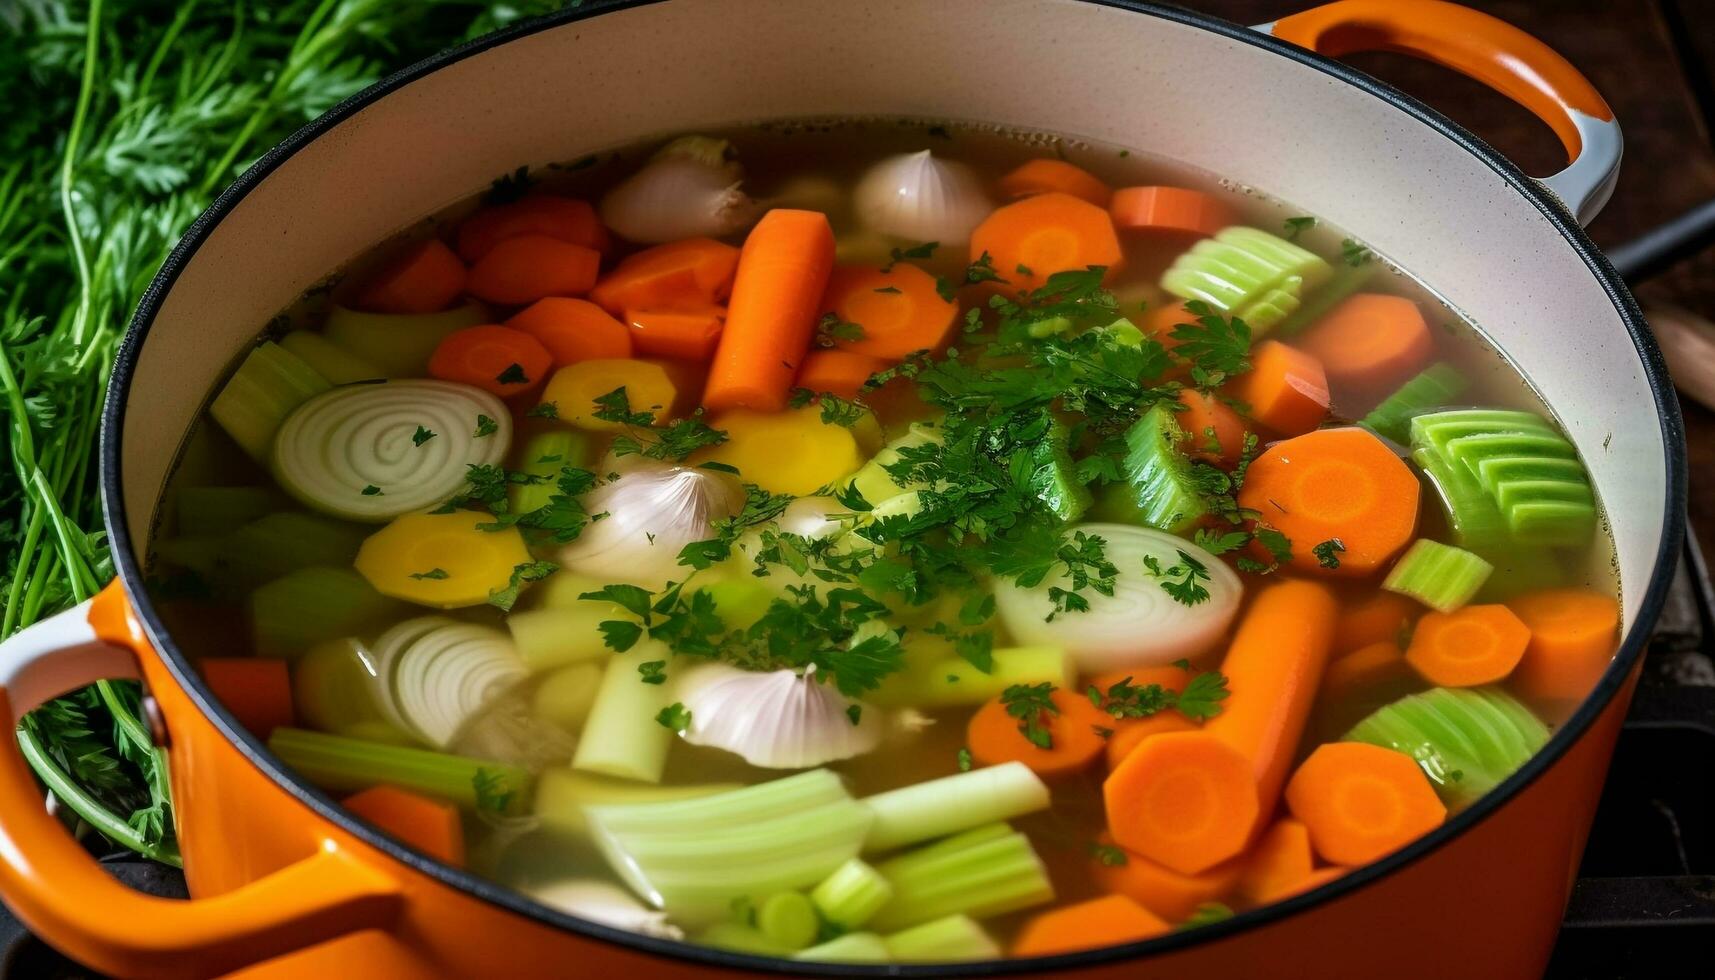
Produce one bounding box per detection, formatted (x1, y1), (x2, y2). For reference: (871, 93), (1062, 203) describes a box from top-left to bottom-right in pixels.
(0, 583), (403, 979)
(1269, 0), (1622, 224)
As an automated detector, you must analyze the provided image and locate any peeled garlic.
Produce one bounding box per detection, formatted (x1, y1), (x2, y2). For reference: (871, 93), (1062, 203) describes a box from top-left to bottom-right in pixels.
(853, 150), (992, 245)
(524, 879), (683, 940)
(559, 459), (744, 588)
(678, 663), (881, 768)
(598, 135), (760, 243)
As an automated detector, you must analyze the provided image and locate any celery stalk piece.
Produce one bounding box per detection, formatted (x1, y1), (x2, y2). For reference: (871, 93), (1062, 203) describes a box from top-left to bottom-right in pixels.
(249, 565), (405, 659)
(531, 768), (740, 838)
(571, 641), (677, 783)
(794, 932), (891, 963)
(322, 302), (488, 377)
(1357, 362), (1469, 443)
(867, 823), (1053, 930)
(810, 858), (894, 929)
(882, 914), (1002, 962)
(1383, 539), (1493, 613)
(277, 329), (387, 384)
(695, 923), (792, 957)
(174, 485), (278, 537)
(267, 726), (529, 814)
(868, 646), (1070, 708)
(757, 891), (820, 949)
(216, 511), (369, 591)
(1093, 403), (1206, 534)
(1027, 415), (1090, 523)
(1345, 686), (1549, 808)
(842, 421), (943, 506)
(208, 341), (331, 460)
(509, 428), (595, 515)
(861, 762), (1049, 853)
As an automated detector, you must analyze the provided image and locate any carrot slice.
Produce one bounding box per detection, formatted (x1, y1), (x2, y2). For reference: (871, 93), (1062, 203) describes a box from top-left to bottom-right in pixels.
(343, 785), (466, 868)
(703, 210), (835, 412)
(1174, 388), (1249, 465)
(1335, 591), (1420, 656)
(1404, 604), (1530, 687)
(967, 688), (1110, 779)
(506, 297), (634, 366)
(624, 306), (725, 360)
(1090, 831), (1243, 921)
(998, 159), (1113, 207)
(427, 325), (553, 397)
(199, 658), (293, 738)
(1109, 186), (1233, 238)
(1236, 818), (1316, 906)
(969, 192), (1123, 295)
(1104, 730), (1260, 875)
(1269, 865), (1350, 901)
(456, 195), (609, 263)
(1507, 588), (1621, 702)
(1297, 294), (1433, 400)
(356, 239), (467, 315)
(820, 263), (959, 359)
(588, 238), (740, 315)
(1319, 641), (1416, 709)
(1229, 340), (1329, 436)
(1105, 713), (1197, 772)
(796, 349), (889, 399)
(465, 234), (600, 305)
(1285, 742), (1446, 866)
(1012, 894), (1167, 957)
(1236, 427), (1421, 576)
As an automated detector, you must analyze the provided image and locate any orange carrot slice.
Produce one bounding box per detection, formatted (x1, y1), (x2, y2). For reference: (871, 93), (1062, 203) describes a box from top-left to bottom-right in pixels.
(1105, 730), (1260, 875)
(1335, 591), (1420, 656)
(1090, 831), (1243, 921)
(506, 297), (634, 366)
(796, 349), (889, 399)
(1105, 713), (1198, 772)
(1012, 894), (1167, 957)
(465, 234), (600, 305)
(1229, 340), (1329, 436)
(199, 658), (294, 738)
(1319, 641), (1416, 708)
(356, 239), (467, 315)
(1285, 742), (1446, 866)
(1109, 186), (1233, 238)
(969, 192), (1123, 294)
(820, 263), (959, 359)
(1236, 427), (1421, 576)
(343, 785), (466, 868)
(1404, 604), (1530, 687)
(624, 306), (725, 360)
(1174, 388), (1249, 465)
(1236, 818), (1316, 906)
(1297, 294), (1433, 400)
(703, 210), (835, 412)
(427, 325), (553, 397)
(456, 195), (608, 263)
(588, 238), (740, 315)
(1507, 588), (1621, 702)
(998, 159), (1113, 207)
(967, 688), (1110, 779)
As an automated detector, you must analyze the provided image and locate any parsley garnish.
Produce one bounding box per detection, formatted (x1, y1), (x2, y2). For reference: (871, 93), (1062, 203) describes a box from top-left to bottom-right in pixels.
(1090, 842), (1129, 867)
(485, 559), (558, 612)
(1283, 216), (1316, 241)
(846, 704), (862, 726)
(637, 660), (667, 685)
(656, 702), (693, 733)
(882, 240), (938, 272)
(474, 414), (499, 438)
(412, 425), (435, 447)
(1087, 667), (1229, 721)
(1169, 300), (1252, 387)
(361, 484), (382, 496)
(484, 165), (533, 205)
(1341, 238), (1373, 266)
(816, 312), (866, 345)
(408, 568), (449, 581)
(472, 767), (516, 814)
(957, 747), (973, 771)
(874, 285), (903, 294)
(527, 402), (559, 419)
(1179, 903), (1235, 930)
(1000, 682), (1059, 749)
(1313, 538), (1346, 569)
(496, 362), (528, 385)
(595, 387), (727, 461)
(1143, 549), (1213, 606)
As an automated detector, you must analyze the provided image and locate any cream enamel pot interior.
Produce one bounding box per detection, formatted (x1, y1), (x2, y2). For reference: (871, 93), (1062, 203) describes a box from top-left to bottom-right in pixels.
(0, 1), (1686, 977)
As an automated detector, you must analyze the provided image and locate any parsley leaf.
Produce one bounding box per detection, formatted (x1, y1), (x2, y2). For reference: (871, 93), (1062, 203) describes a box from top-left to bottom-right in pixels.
(637, 660), (668, 685)
(474, 414), (499, 438)
(816, 312), (866, 345)
(882, 240), (938, 272)
(527, 402), (559, 420)
(408, 568), (449, 581)
(361, 484), (382, 496)
(1175, 670), (1231, 721)
(1000, 682), (1059, 749)
(1192, 528), (1249, 556)
(1090, 842), (1129, 867)
(1341, 238), (1374, 266)
(656, 702), (693, 733)
(1169, 300), (1252, 387)
(412, 425), (435, 447)
(957, 747), (973, 771)
(1313, 538), (1346, 569)
(496, 362), (528, 385)
(1283, 216), (1316, 241)
(485, 559), (558, 612)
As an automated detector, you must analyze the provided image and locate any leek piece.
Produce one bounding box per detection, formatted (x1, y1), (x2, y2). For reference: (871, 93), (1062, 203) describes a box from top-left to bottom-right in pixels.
(507, 600), (635, 671)
(249, 565), (405, 659)
(531, 662), (603, 733)
(1094, 403), (1206, 534)
(1412, 443), (1510, 552)
(571, 640), (677, 782)
(794, 932), (890, 963)
(322, 302), (487, 377)
(267, 726), (529, 814)
(209, 341), (331, 460)
(861, 762), (1050, 854)
(868, 646), (1069, 708)
(531, 768), (740, 838)
(277, 329), (387, 384)
(217, 511), (368, 590)
(1382, 539), (1493, 613)
(1027, 415), (1090, 523)
(509, 428), (595, 515)
(758, 891), (820, 949)
(696, 923), (791, 957)
(292, 638), (411, 744)
(881, 914), (1001, 963)
(174, 485), (277, 537)
(1345, 686), (1549, 808)
(1274, 260), (1379, 337)
(843, 421), (942, 506)
(868, 823), (1053, 930)
(1358, 362), (1470, 443)
(1410, 409), (1595, 547)
(811, 858), (894, 929)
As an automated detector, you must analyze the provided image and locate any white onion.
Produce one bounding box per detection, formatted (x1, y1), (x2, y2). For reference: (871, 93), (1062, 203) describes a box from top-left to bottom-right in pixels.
(369, 617), (527, 748)
(523, 879), (683, 940)
(853, 150), (992, 245)
(271, 379), (510, 522)
(994, 523), (1243, 672)
(559, 459), (744, 588)
(777, 495), (854, 539)
(598, 136), (760, 243)
(678, 663), (881, 768)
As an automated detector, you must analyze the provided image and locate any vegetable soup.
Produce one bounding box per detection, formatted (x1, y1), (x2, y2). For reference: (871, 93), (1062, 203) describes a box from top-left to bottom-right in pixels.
(146, 119), (1621, 963)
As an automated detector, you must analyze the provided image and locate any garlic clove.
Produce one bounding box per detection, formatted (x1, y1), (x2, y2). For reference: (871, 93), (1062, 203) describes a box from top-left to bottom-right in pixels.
(599, 136), (761, 244)
(853, 150), (993, 246)
(678, 663), (881, 769)
(559, 460), (744, 588)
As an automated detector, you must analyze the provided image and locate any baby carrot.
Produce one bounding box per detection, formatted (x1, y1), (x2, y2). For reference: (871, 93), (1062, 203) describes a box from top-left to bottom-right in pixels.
(1285, 742), (1446, 865)
(624, 306), (725, 360)
(998, 159), (1113, 207)
(456, 194), (609, 262)
(1229, 340), (1329, 436)
(1104, 730), (1260, 875)
(1090, 832), (1243, 922)
(589, 237), (740, 315)
(1507, 588), (1621, 702)
(1335, 591), (1420, 656)
(342, 785), (466, 868)
(199, 658), (293, 738)
(967, 687), (1110, 779)
(506, 297), (634, 366)
(1109, 186), (1233, 238)
(969, 191), (1123, 295)
(1236, 818), (1315, 906)
(796, 349), (889, 399)
(465, 233), (600, 305)
(356, 239), (466, 315)
(1404, 604), (1530, 687)
(427, 325), (553, 397)
(820, 263), (959, 359)
(1012, 894), (1167, 957)
(1174, 388), (1249, 465)
(703, 209), (835, 412)
(1297, 294), (1433, 400)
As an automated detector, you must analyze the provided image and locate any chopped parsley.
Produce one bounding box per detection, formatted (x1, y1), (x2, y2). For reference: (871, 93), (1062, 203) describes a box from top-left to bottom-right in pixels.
(1143, 549), (1213, 606)
(1089, 842), (1129, 867)
(874, 285), (903, 294)
(656, 702), (693, 734)
(1179, 903), (1235, 930)
(846, 704), (862, 726)
(474, 414), (499, 437)
(637, 660), (668, 685)
(496, 362), (529, 385)
(361, 484), (382, 496)
(881, 240), (938, 272)
(1087, 666), (1229, 722)
(1000, 682), (1059, 749)
(1341, 237), (1373, 266)
(408, 568), (449, 581)
(411, 425), (435, 447)
(527, 402), (559, 419)
(485, 559), (558, 612)
(957, 747), (973, 771)
(1283, 216), (1316, 241)
(1313, 538), (1346, 569)
(816, 312), (866, 345)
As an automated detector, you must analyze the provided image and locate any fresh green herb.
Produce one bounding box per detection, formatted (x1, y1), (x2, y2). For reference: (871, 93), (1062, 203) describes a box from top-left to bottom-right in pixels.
(846, 704), (862, 726)
(596, 388), (727, 461)
(637, 660), (668, 685)
(474, 414), (499, 437)
(882, 240), (938, 272)
(496, 362), (529, 385)
(1169, 300), (1252, 387)
(1000, 682), (1059, 749)
(1087, 675), (1174, 719)
(816, 312), (866, 345)
(486, 559), (558, 612)
(1313, 538), (1346, 569)
(962, 252), (1007, 287)
(412, 425), (436, 447)
(874, 285), (902, 294)
(1179, 903), (1235, 929)
(935, 275), (959, 303)
(1192, 528), (1249, 556)
(656, 702), (693, 733)
(957, 747), (973, 771)
(1283, 216), (1316, 241)
(484, 165), (533, 205)
(1143, 549), (1213, 606)
(1174, 670), (1231, 721)
(1089, 842), (1129, 867)
(473, 767), (517, 814)
(1341, 237), (1374, 266)
(408, 568), (450, 581)
(362, 485), (383, 496)
(527, 402), (559, 420)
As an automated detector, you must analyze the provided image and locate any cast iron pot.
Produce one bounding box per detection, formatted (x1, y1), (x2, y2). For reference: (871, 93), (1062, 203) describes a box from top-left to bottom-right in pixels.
(0, 1), (1687, 977)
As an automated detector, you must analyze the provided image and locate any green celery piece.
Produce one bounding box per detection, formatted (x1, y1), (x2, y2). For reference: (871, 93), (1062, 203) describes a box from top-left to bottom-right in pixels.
(757, 891), (820, 949)
(1382, 539), (1493, 613)
(1097, 403), (1205, 533)
(1357, 362), (1470, 443)
(1274, 261), (1380, 337)
(1345, 687), (1548, 808)
(531, 769), (740, 838)
(1411, 408), (1596, 548)
(866, 646), (1069, 709)
(215, 511), (368, 591)
(208, 341), (331, 460)
(1412, 444), (1510, 551)
(267, 726), (530, 814)
(1509, 499), (1598, 546)
(1409, 409), (1553, 456)
(1027, 417), (1090, 523)
(1493, 479), (1594, 512)
(844, 422), (943, 506)
(883, 915), (1000, 963)
(1445, 432), (1577, 472)
(811, 858), (895, 929)
(174, 485), (278, 537)
(508, 429), (594, 515)
(696, 923), (792, 957)
(860, 763), (1049, 853)
(867, 823), (1054, 930)
(1160, 226), (1331, 328)
(695, 577), (776, 631)
(1472, 456), (1586, 485)
(795, 932), (891, 963)
(322, 302), (487, 377)
(248, 566), (405, 659)
(1235, 278), (1302, 333)
(277, 330), (387, 384)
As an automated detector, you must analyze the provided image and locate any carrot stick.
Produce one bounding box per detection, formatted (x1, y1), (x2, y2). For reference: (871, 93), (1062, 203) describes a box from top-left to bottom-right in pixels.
(1297, 294), (1433, 400)
(356, 239), (467, 315)
(1109, 186), (1233, 238)
(820, 263), (959, 358)
(465, 233), (600, 305)
(1285, 742), (1446, 865)
(1090, 832), (1243, 921)
(1012, 894), (1167, 957)
(589, 237), (740, 315)
(1403, 604), (1530, 687)
(703, 209), (835, 412)
(456, 194), (609, 262)
(1228, 340), (1329, 436)
(1507, 588), (1621, 702)
(427, 325), (553, 397)
(1236, 427), (1421, 576)
(1103, 730), (1260, 875)
(342, 785), (466, 868)
(624, 306), (725, 360)
(1335, 591), (1420, 656)
(1174, 388), (1249, 465)
(969, 191), (1123, 295)
(199, 658), (293, 738)
(998, 159), (1113, 207)
(506, 297), (634, 366)
(796, 349), (889, 399)
(1236, 818), (1315, 906)
(967, 687), (1110, 779)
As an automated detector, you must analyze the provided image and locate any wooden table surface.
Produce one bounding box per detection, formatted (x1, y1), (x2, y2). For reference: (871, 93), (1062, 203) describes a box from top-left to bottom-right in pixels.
(1197, 0), (1712, 553)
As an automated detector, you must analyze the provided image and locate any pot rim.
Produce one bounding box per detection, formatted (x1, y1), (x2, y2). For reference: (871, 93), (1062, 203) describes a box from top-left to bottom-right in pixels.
(100, 0), (1688, 974)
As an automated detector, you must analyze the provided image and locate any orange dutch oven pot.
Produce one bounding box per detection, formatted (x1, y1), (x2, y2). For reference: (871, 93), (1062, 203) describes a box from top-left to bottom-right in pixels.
(0, 1), (1686, 977)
